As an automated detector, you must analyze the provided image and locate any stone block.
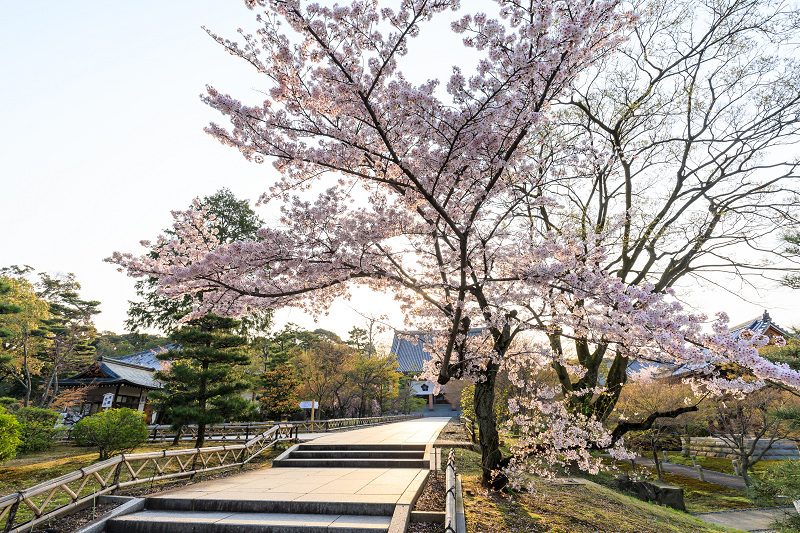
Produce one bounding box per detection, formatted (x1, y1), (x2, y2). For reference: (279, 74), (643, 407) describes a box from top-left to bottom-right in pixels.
(614, 475), (686, 512)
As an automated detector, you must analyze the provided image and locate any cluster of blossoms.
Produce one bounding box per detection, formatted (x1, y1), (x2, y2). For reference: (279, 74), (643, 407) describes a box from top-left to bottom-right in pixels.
(110, 0), (799, 483)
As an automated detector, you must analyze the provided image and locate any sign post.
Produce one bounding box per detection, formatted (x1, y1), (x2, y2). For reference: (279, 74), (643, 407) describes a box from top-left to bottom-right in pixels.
(101, 393), (114, 410)
(299, 401), (319, 421)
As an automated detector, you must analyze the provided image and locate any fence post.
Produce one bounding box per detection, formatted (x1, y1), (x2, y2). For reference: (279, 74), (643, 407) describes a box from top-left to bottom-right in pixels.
(111, 456), (125, 494)
(445, 450), (456, 533)
(3, 495), (21, 533)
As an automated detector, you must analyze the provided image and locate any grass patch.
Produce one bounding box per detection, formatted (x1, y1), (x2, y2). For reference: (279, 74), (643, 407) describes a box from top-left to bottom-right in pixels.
(451, 449), (746, 533)
(664, 453), (780, 477)
(0, 442), (198, 495)
(593, 457), (757, 513)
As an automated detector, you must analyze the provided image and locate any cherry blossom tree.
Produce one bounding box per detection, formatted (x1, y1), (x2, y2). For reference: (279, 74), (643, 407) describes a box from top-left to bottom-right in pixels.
(110, 0), (800, 486)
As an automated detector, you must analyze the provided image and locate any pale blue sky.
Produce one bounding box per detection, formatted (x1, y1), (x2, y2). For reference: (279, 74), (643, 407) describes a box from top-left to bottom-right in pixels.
(1, 1), (797, 340)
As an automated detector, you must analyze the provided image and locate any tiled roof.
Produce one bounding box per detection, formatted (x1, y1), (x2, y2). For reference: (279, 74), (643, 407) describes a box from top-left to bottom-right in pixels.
(60, 345), (178, 390)
(729, 310), (793, 339)
(390, 329), (485, 373)
(99, 358), (162, 389)
(112, 344), (176, 371)
(391, 331), (432, 373)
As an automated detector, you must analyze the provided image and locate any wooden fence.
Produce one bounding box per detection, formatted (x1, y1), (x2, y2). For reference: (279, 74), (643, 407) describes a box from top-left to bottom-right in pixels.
(445, 448), (457, 533)
(2, 413), (422, 533)
(0, 424), (297, 533)
(59, 414), (423, 443)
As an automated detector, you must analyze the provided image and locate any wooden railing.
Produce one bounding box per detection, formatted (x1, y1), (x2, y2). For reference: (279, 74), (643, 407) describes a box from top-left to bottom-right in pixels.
(459, 415), (476, 443)
(286, 414), (422, 434)
(0, 424), (297, 533)
(3, 414), (423, 532)
(60, 414), (424, 443)
(445, 448), (457, 533)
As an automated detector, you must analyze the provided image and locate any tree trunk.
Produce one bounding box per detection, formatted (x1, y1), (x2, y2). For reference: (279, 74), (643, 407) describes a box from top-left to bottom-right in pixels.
(172, 426), (182, 446)
(740, 457), (752, 486)
(474, 361), (501, 486)
(195, 361), (208, 449)
(682, 427), (691, 458)
(652, 447), (663, 482)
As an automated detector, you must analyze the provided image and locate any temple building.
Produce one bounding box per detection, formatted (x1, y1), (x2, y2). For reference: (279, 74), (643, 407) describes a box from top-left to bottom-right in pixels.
(59, 345), (174, 423)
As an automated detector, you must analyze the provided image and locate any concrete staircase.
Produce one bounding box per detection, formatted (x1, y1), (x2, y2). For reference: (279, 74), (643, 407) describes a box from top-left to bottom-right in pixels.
(273, 443), (428, 468)
(99, 418), (450, 533)
(105, 497), (393, 533)
(104, 445), (430, 532)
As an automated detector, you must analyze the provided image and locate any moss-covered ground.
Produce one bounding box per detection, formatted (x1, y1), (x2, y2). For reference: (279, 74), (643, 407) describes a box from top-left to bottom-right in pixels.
(0, 442), (199, 496)
(592, 458), (756, 513)
(663, 452), (779, 477)
(451, 448), (747, 533)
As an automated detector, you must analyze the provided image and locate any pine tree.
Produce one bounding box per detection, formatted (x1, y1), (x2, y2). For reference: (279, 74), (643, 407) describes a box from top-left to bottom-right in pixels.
(0, 280), (22, 342)
(0, 281), (23, 374)
(154, 314), (254, 448)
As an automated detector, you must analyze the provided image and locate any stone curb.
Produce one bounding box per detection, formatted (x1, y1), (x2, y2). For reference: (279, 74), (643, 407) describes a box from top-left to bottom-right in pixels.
(388, 470), (430, 533)
(75, 496), (145, 533)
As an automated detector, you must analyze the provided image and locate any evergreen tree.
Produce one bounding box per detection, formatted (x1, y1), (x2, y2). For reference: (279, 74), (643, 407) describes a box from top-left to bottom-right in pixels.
(0, 280), (23, 341)
(781, 231), (800, 289)
(126, 189), (265, 334)
(153, 314), (254, 448)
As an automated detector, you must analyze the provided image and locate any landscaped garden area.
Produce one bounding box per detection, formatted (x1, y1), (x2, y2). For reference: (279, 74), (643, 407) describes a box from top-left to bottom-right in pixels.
(4, 0), (800, 530)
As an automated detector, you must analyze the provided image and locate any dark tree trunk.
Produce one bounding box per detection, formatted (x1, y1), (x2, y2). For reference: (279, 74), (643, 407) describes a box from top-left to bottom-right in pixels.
(474, 361), (501, 486)
(652, 447), (663, 481)
(195, 361), (208, 449)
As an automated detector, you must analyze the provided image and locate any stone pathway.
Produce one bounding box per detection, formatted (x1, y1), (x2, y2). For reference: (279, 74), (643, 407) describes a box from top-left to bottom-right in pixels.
(692, 507), (796, 532)
(626, 456), (799, 531)
(105, 417), (451, 533)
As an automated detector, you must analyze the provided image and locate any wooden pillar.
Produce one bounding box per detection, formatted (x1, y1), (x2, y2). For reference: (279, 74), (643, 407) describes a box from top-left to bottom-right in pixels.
(112, 384), (121, 408)
(428, 393), (434, 411)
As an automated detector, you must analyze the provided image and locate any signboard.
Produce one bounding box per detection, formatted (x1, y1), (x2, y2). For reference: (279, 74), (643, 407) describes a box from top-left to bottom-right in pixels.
(299, 401), (319, 409)
(410, 380), (439, 396)
(101, 393), (114, 409)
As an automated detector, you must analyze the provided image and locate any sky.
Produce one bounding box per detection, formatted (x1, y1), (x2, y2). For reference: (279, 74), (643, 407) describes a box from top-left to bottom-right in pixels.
(1, 1), (798, 343)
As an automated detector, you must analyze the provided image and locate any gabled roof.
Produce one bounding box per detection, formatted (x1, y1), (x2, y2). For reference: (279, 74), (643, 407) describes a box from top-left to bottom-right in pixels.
(390, 329), (485, 373)
(60, 345), (177, 390)
(111, 344), (176, 371)
(729, 310), (794, 340)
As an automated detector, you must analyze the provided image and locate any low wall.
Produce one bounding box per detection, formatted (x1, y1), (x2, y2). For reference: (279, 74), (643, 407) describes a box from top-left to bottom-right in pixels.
(682, 437), (799, 460)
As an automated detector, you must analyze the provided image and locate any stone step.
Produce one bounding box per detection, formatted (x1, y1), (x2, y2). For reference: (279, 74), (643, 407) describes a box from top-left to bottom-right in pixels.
(289, 450), (424, 460)
(297, 443), (427, 452)
(106, 509), (391, 533)
(146, 497), (396, 516)
(273, 457), (428, 468)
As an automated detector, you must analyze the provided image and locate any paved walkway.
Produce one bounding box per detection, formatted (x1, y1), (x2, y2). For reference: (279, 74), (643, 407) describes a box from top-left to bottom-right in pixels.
(155, 417), (450, 506)
(625, 457), (800, 531)
(693, 507), (796, 532)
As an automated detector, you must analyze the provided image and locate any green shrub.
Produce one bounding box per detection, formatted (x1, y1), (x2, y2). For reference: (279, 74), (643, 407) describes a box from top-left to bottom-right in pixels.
(0, 397), (19, 411)
(461, 382), (476, 421)
(14, 407), (61, 454)
(750, 459), (800, 504)
(72, 408), (148, 459)
(0, 411), (22, 463)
